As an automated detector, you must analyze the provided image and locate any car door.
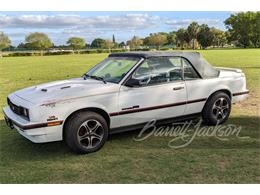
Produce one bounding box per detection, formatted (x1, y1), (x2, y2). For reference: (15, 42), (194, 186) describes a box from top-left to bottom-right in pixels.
(181, 57), (208, 115)
(117, 57), (187, 127)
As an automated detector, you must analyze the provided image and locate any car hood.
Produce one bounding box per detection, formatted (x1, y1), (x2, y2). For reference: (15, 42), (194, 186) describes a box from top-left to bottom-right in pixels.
(13, 78), (119, 105)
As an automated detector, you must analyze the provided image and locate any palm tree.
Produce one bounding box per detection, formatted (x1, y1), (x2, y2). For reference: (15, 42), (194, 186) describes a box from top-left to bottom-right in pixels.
(176, 28), (191, 49)
(187, 22), (200, 50)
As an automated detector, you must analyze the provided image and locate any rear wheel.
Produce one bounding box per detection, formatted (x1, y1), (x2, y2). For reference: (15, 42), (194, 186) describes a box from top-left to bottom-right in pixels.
(202, 92), (231, 125)
(64, 111), (108, 154)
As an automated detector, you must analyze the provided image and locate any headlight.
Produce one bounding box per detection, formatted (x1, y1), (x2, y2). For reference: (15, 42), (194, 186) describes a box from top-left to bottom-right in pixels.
(7, 98), (30, 121)
(23, 108), (29, 117)
(21, 107), (30, 120)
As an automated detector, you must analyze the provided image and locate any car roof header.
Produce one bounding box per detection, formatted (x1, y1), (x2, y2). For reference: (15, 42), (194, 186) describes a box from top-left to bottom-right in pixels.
(109, 51), (219, 79)
(109, 51), (200, 59)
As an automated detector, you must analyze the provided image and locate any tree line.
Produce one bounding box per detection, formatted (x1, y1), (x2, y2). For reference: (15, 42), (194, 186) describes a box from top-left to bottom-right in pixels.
(0, 12), (259, 55)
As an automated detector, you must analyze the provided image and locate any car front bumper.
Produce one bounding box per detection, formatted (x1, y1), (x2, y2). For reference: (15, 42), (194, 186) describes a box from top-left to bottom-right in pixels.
(3, 106), (63, 143)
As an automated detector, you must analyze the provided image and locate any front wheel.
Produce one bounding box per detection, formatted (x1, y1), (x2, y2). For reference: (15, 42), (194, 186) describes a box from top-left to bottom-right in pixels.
(64, 111), (108, 154)
(202, 92), (231, 125)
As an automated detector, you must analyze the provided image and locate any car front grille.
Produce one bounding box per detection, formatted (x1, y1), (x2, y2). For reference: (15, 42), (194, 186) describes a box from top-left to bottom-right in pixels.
(7, 98), (29, 121)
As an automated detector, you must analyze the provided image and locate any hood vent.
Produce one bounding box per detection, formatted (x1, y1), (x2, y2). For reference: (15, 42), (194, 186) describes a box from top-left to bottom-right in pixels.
(40, 86), (71, 92)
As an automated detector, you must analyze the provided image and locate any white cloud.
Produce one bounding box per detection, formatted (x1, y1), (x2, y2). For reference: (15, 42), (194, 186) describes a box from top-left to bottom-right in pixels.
(165, 18), (222, 30)
(0, 14), (160, 30)
(0, 13), (225, 45)
(0, 13), (161, 45)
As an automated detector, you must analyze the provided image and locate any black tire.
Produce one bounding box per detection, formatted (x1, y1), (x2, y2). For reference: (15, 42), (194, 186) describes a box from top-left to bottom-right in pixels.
(64, 111), (108, 154)
(202, 92), (231, 125)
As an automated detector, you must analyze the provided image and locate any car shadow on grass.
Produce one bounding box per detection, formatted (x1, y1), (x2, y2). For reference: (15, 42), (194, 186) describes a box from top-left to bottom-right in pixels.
(0, 115), (259, 158)
(108, 115), (260, 149)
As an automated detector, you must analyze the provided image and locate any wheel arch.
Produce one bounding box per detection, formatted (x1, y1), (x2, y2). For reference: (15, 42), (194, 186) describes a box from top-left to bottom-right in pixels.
(62, 107), (111, 139)
(203, 89), (232, 111)
(209, 89), (232, 99)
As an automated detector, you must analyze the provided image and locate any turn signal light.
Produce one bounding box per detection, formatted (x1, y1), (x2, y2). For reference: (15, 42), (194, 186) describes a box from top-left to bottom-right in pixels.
(47, 121), (63, 127)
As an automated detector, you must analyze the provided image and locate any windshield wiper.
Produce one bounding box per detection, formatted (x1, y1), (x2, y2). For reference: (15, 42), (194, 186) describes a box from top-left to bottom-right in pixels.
(83, 74), (106, 84)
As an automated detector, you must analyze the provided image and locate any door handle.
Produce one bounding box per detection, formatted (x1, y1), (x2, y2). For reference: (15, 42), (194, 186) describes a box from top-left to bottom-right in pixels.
(173, 86), (184, 91)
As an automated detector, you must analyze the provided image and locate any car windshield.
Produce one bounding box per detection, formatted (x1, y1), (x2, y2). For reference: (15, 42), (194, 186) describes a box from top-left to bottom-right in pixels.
(85, 57), (140, 83)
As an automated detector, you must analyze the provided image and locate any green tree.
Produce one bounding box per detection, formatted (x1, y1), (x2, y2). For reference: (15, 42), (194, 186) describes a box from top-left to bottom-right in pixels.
(211, 28), (227, 47)
(197, 24), (214, 49)
(187, 22), (200, 50)
(176, 28), (189, 49)
(112, 34), (116, 43)
(113, 42), (119, 49)
(0, 32), (11, 57)
(25, 32), (52, 55)
(224, 12), (259, 48)
(143, 36), (150, 46)
(17, 42), (26, 49)
(85, 43), (91, 49)
(167, 31), (177, 46)
(127, 36), (143, 49)
(252, 12), (260, 48)
(104, 39), (114, 52)
(67, 37), (85, 53)
(91, 38), (106, 48)
(145, 33), (168, 50)
(118, 42), (126, 48)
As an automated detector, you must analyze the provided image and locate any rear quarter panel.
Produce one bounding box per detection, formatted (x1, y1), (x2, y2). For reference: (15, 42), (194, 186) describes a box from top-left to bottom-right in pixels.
(184, 73), (247, 115)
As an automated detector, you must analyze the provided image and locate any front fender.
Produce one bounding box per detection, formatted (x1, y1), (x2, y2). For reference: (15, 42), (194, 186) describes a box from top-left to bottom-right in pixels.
(62, 100), (109, 122)
(39, 98), (110, 124)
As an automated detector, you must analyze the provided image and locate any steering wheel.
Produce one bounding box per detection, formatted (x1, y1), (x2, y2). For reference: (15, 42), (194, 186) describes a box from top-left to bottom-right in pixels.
(139, 75), (151, 86)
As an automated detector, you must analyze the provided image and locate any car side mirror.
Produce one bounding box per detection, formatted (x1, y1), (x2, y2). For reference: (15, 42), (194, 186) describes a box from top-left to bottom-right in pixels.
(125, 78), (141, 87)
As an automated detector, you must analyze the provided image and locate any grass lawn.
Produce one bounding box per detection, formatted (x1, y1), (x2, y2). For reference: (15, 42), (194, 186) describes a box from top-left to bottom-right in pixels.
(0, 49), (259, 183)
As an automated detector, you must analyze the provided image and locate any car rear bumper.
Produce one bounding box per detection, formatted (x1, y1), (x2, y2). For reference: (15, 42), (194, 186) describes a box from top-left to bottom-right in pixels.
(232, 90), (249, 103)
(3, 106), (63, 143)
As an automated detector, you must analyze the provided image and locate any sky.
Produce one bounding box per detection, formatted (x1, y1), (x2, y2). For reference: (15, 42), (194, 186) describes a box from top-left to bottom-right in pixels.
(0, 11), (232, 46)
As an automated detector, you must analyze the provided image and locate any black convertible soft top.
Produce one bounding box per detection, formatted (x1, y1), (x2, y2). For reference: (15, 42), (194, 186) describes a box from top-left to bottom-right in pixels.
(109, 51), (219, 79)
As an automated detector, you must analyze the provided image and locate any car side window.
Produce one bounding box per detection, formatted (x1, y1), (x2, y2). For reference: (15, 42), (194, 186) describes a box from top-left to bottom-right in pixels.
(182, 58), (200, 80)
(168, 57), (183, 80)
(131, 57), (183, 86)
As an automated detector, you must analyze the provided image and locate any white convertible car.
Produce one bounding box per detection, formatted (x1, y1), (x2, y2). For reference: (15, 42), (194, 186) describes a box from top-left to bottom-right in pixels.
(3, 52), (249, 153)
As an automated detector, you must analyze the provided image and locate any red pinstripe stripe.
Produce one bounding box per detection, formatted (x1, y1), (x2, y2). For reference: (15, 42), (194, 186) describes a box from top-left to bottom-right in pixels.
(109, 98), (207, 116)
(233, 90), (249, 96)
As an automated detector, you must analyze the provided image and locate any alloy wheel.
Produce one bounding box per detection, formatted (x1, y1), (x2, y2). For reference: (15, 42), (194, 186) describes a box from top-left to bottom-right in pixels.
(212, 97), (229, 122)
(77, 119), (104, 149)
